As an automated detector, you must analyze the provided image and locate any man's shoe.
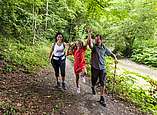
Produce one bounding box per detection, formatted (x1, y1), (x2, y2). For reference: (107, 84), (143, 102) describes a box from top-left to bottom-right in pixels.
(57, 82), (60, 88)
(92, 87), (96, 95)
(99, 96), (106, 107)
(62, 82), (67, 90)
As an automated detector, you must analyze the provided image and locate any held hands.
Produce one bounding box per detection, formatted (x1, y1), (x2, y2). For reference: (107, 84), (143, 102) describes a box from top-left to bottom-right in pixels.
(87, 28), (92, 34)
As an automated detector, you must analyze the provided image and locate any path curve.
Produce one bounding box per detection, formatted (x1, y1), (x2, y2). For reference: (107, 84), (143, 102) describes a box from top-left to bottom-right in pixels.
(117, 59), (157, 80)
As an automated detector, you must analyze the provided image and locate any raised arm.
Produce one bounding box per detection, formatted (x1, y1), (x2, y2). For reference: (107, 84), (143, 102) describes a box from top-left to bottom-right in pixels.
(87, 30), (94, 49)
(66, 42), (75, 56)
(83, 38), (88, 49)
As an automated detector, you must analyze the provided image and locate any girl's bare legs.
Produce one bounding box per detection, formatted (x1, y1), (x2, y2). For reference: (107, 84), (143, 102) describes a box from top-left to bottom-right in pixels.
(76, 74), (79, 88)
(76, 74), (80, 93)
(81, 68), (87, 83)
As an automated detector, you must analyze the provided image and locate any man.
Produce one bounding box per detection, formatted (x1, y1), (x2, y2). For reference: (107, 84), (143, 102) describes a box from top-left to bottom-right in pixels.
(88, 31), (118, 107)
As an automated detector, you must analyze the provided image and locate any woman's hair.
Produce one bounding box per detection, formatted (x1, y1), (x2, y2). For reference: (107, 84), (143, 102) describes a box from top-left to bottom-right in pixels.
(55, 32), (64, 42)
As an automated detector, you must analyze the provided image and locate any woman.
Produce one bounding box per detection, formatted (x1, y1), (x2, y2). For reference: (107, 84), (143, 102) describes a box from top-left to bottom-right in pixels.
(49, 32), (66, 90)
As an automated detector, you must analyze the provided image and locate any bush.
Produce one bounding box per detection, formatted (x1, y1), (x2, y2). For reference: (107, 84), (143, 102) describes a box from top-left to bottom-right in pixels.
(131, 47), (157, 67)
(0, 37), (50, 72)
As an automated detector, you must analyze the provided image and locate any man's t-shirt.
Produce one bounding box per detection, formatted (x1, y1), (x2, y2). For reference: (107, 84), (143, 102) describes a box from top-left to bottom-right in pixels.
(91, 44), (112, 71)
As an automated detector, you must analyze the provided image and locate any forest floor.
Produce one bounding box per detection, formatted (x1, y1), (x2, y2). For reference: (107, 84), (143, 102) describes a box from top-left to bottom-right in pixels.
(0, 59), (152, 115)
(0, 59), (148, 115)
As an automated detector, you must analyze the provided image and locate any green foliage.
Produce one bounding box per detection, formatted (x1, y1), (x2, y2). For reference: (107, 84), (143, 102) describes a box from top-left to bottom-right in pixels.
(85, 48), (91, 76)
(105, 58), (157, 113)
(0, 101), (17, 115)
(0, 36), (50, 72)
(0, 0), (157, 112)
(131, 39), (157, 67)
(104, 0), (157, 57)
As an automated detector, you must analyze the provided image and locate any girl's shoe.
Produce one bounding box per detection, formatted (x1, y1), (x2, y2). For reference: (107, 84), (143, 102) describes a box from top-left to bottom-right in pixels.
(82, 76), (86, 83)
(91, 87), (96, 95)
(76, 87), (80, 94)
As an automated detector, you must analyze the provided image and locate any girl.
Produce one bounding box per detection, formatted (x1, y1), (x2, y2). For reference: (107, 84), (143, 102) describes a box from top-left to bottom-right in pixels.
(49, 32), (67, 90)
(67, 40), (87, 93)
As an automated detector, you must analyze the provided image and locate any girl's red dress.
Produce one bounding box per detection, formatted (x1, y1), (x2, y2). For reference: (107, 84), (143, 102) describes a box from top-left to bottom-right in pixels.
(73, 47), (86, 74)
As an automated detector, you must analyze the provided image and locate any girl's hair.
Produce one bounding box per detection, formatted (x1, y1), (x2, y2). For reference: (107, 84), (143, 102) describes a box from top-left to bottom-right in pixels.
(75, 40), (83, 48)
(67, 40), (84, 55)
(95, 34), (102, 40)
(55, 32), (64, 42)
(69, 40), (84, 51)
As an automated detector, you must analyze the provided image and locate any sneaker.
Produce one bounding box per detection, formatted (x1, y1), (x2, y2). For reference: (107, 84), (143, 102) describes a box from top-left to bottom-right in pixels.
(92, 87), (96, 95)
(57, 82), (60, 88)
(99, 96), (106, 107)
(62, 82), (66, 90)
(76, 87), (80, 94)
(81, 76), (86, 83)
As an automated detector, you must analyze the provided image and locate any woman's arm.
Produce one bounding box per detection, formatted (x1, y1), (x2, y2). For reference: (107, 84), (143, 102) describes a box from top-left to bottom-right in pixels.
(66, 42), (75, 56)
(49, 43), (55, 61)
(49, 48), (54, 62)
(49, 49), (53, 59)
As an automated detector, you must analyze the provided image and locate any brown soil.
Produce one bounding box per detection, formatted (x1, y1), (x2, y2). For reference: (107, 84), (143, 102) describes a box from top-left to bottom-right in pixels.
(0, 59), (144, 115)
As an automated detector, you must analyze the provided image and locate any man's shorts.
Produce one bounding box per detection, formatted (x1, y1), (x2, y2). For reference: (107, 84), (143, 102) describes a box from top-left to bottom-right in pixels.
(91, 66), (106, 87)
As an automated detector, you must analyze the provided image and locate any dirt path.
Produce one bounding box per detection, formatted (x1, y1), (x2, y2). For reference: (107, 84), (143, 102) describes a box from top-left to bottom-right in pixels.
(60, 59), (143, 115)
(117, 59), (157, 80)
(0, 59), (143, 115)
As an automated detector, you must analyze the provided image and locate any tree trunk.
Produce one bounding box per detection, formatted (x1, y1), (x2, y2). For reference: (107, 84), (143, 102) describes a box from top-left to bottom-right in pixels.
(32, 2), (35, 44)
(45, 0), (49, 30)
(124, 36), (135, 57)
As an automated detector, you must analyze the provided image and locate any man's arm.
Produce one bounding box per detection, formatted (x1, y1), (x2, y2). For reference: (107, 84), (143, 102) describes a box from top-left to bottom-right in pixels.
(111, 53), (118, 64)
(49, 43), (55, 61)
(87, 30), (94, 49)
